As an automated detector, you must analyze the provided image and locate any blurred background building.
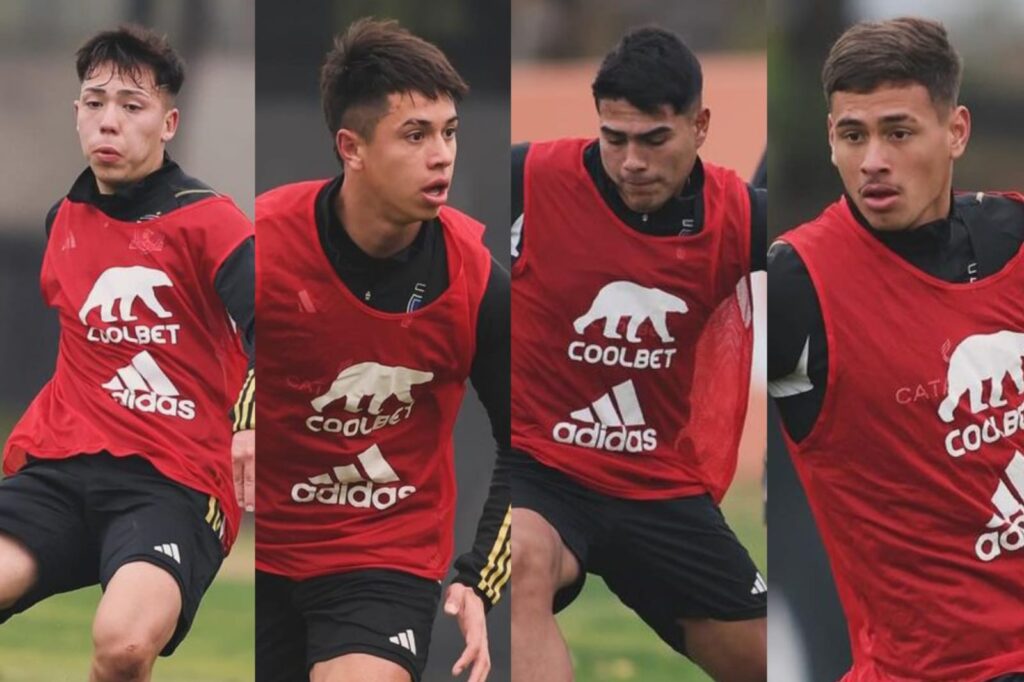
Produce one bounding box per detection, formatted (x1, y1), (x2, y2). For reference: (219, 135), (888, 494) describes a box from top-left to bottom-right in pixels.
(513, 2), (765, 680)
(0, 1), (254, 680)
(768, 1), (1024, 680)
(255, 2), (511, 681)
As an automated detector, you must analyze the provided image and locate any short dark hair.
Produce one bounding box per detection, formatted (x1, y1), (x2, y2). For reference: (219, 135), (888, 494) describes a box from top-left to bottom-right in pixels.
(76, 25), (185, 96)
(592, 26), (703, 115)
(320, 17), (469, 148)
(822, 17), (962, 110)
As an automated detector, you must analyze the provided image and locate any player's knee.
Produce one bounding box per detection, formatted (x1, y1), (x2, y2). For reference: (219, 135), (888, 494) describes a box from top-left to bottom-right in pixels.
(0, 533), (37, 608)
(511, 531), (560, 600)
(91, 635), (159, 682)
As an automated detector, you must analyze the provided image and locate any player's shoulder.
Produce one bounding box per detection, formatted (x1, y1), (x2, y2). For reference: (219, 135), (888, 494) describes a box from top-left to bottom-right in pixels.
(955, 190), (1024, 225)
(256, 179), (330, 218)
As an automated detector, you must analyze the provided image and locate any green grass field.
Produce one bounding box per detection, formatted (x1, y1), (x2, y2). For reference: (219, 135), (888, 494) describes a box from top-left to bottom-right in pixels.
(556, 480), (766, 682)
(0, 520), (254, 682)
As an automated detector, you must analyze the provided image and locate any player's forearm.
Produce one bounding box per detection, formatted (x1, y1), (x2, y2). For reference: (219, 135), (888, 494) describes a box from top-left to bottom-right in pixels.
(452, 452), (510, 611)
(231, 368), (255, 432)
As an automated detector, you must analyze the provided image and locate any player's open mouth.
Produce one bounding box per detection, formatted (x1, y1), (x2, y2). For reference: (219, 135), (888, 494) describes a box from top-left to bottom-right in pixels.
(421, 180), (450, 206)
(860, 184), (900, 211)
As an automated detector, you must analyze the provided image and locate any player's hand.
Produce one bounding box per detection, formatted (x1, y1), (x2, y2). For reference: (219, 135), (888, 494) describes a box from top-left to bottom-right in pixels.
(232, 429), (255, 511)
(444, 582), (490, 681)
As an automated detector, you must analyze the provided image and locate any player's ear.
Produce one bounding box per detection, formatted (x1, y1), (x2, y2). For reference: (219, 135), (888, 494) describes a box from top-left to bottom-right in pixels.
(337, 128), (365, 171)
(161, 108), (179, 143)
(693, 106), (710, 149)
(948, 104), (970, 161)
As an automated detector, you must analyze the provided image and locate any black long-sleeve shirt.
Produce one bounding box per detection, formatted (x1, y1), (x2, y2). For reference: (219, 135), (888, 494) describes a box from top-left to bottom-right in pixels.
(768, 192), (1024, 442)
(511, 141), (767, 270)
(315, 175), (511, 609)
(46, 157), (255, 430)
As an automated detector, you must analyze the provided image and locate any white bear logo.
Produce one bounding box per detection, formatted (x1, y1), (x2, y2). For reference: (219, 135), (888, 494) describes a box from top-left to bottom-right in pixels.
(573, 281), (688, 343)
(310, 362), (434, 415)
(78, 266), (174, 325)
(938, 330), (1024, 423)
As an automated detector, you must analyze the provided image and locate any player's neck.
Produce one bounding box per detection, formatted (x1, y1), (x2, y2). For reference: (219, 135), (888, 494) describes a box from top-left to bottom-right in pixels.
(336, 178), (421, 259)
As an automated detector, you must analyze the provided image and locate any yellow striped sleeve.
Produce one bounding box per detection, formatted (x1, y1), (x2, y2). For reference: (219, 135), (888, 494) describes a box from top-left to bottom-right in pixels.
(231, 368), (255, 431)
(476, 505), (512, 605)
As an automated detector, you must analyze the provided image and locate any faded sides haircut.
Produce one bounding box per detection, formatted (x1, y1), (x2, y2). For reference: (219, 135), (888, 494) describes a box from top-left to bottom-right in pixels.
(320, 17), (469, 153)
(822, 17), (962, 112)
(592, 26), (703, 115)
(76, 24), (185, 97)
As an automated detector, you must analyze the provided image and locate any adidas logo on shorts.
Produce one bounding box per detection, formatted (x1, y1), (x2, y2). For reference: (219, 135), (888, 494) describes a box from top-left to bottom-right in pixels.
(290, 444), (416, 510)
(750, 572), (767, 595)
(976, 451), (1024, 562)
(102, 351), (196, 420)
(154, 542), (181, 564)
(389, 629), (418, 655)
(552, 380), (657, 453)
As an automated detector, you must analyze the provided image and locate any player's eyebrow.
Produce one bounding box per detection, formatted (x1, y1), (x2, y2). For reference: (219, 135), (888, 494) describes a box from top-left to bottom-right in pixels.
(401, 116), (459, 128)
(834, 113), (914, 128)
(82, 85), (152, 98)
(600, 124), (673, 140)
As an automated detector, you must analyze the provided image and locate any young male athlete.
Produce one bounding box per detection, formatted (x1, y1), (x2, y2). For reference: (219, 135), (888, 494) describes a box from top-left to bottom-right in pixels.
(769, 17), (1024, 682)
(510, 27), (767, 681)
(256, 18), (509, 682)
(0, 25), (255, 682)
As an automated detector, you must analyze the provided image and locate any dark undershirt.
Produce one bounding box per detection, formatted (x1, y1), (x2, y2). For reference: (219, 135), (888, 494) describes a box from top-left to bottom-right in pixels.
(45, 156), (255, 371)
(511, 141), (767, 270)
(768, 192), (1024, 442)
(313, 175), (511, 605)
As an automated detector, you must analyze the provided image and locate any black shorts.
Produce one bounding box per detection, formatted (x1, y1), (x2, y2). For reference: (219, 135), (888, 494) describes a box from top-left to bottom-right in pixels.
(510, 449), (766, 655)
(256, 568), (441, 682)
(0, 452), (225, 655)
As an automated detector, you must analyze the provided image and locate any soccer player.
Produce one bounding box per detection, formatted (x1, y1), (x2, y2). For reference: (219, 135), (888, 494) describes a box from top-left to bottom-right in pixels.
(769, 17), (1024, 681)
(510, 27), (767, 681)
(255, 19), (509, 682)
(0, 26), (255, 682)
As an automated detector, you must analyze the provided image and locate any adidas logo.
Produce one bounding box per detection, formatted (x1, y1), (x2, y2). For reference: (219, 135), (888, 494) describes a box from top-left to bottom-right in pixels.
(750, 572), (767, 595)
(291, 444), (416, 510)
(102, 351), (196, 420)
(552, 380), (657, 453)
(976, 450), (1024, 562)
(389, 629), (417, 655)
(154, 543), (181, 564)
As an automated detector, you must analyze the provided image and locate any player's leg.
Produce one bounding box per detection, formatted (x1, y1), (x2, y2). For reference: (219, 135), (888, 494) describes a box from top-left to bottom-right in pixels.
(256, 570), (308, 682)
(597, 493), (767, 682)
(0, 532), (37, 609)
(510, 507), (580, 682)
(89, 561), (182, 682)
(0, 458), (97, 622)
(679, 616), (767, 682)
(310, 653), (410, 682)
(296, 569), (440, 682)
(89, 454), (225, 679)
(509, 451), (600, 682)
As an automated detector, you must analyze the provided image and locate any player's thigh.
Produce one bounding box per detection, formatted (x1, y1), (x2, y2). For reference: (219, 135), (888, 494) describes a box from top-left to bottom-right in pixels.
(297, 569), (440, 682)
(94, 457), (225, 655)
(511, 507), (581, 593)
(310, 653), (410, 682)
(92, 561), (182, 657)
(0, 461), (96, 615)
(0, 532), (38, 607)
(597, 493), (766, 655)
(256, 571), (307, 682)
(680, 616), (766, 682)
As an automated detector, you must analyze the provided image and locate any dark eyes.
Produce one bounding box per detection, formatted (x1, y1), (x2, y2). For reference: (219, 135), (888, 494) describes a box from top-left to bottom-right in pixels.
(406, 128), (457, 142)
(83, 101), (143, 112)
